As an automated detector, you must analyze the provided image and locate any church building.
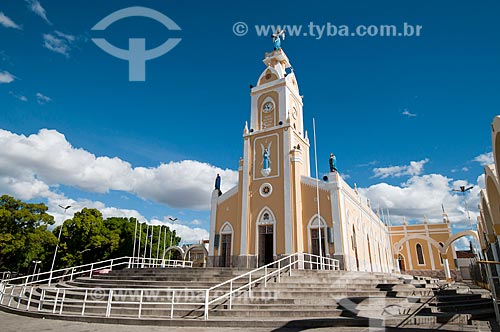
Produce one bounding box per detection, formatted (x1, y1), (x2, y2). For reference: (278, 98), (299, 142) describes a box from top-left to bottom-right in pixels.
(207, 46), (395, 272)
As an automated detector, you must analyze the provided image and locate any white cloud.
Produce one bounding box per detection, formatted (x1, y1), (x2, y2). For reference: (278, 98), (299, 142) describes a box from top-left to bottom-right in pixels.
(0, 175), (54, 201)
(401, 108), (416, 117)
(43, 31), (75, 57)
(0, 12), (22, 29)
(26, 0), (51, 24)
(43, 192), (209, 245)
(159, 219), (209, 244)
(0, 71), (15, 83)
(373, 159), (429, 179)
(44, 193), (148, 226)
(36, 92), (51, 104)
(54, 30), (75, 42)
(359, 173), (481, 228)
(477, 173), (485, 189)
(9, 92), (28, 101)
(0, 128), (238, 210)
(474, 152), (493, 166)
(453, 236), (474, 251)
(356, 160), (378, 168)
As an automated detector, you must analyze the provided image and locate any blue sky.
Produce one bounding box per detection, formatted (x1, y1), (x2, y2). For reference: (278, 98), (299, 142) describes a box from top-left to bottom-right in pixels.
(0, 0), (499, 247)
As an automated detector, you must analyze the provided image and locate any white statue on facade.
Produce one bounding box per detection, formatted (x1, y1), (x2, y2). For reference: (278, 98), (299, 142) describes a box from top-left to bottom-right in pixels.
(260, 142), (272, 177)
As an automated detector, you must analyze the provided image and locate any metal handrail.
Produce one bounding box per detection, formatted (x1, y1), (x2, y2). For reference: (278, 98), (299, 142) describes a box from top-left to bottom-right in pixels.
(1, 256), (193, 287)
(477, 260), (500, 325)
(477, 260), (500, 265)
(204, 252), (339, 319)
(0, 252), (339, 320)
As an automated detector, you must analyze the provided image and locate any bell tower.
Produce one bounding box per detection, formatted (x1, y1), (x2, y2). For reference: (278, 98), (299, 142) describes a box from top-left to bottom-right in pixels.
(237, 47), (311, 267)
(209, 40), (396, 272)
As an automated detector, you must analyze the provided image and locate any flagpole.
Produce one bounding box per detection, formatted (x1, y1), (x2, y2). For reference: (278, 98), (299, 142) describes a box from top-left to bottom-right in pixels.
(137, 222), (142, 267)
(150, 226), (154, 261)
(313, 118), (323, 269)
(132, 218), (138, 260)
(156, 225), (162, 260)
(143, 225), (149, 260)
(163, 226), (167, 260)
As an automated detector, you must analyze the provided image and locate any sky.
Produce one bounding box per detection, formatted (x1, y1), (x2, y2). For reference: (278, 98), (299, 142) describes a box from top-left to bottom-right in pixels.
(0, 0), (499, 249)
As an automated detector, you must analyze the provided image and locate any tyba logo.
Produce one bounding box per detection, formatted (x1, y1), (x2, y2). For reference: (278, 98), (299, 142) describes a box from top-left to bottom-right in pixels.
(91, 6), (182, 81)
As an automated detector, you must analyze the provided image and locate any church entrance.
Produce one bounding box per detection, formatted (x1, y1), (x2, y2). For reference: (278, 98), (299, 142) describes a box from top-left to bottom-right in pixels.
(220, 234), (232, 267)
(398, 254), (406, 272)
(259, 225), (274, 266)
(311, 228), (326, 268)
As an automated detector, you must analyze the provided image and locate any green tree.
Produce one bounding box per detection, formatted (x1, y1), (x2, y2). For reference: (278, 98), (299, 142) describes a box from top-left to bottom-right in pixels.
(0, 195), (185, 273)
(0, 195), (57, 273)
(103, 217), (137, 258)
(57, 208), (111, 267)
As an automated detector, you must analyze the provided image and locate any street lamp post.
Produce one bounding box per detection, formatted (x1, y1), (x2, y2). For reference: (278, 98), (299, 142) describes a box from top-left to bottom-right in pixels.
(162, 226), (167, 260)
(312, 118), (324, 270)
(168, 217), (178, 260)
(32, 260), (41, 282)
(169, 217), (178, 245)
(149, 226), (154, 261)
(132, 218), (138, 261)
(156, 225), (162, 262)
(453, 185), (478, 257)
(143, 225), (149, 259)
(49, 205), (71, 286)
(136, 222), (142, 266)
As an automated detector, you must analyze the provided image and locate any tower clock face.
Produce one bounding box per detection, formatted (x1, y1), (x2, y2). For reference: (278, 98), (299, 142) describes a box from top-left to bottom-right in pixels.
(291, 108), (297, 119)
(263, 102), (274, 113)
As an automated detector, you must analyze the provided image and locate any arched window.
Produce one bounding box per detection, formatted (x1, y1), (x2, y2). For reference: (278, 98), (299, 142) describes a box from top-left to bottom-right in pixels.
(416, 243), (425, 265)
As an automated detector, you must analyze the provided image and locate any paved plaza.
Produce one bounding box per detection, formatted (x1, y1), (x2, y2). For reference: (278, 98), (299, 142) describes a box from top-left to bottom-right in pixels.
(3, 310), (496, 332)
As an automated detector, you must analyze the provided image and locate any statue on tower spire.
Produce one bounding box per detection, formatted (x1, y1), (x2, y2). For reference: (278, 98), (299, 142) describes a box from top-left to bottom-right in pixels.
(272, 28), (286, 50)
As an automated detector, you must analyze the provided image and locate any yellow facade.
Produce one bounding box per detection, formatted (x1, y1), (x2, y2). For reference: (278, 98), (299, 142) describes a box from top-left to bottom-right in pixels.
(390, 222), (457, 277)
(477, 116), (500, 262)
(206, 46), (480, 280)
(208, 48), (395, 272)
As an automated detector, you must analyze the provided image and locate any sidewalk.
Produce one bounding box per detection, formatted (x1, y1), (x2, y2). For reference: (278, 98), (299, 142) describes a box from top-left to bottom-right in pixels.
(0, 310), (375, 332)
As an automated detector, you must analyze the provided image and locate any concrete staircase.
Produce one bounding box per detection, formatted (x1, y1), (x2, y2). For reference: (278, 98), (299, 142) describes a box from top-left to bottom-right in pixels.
(1, 267), (496, 330)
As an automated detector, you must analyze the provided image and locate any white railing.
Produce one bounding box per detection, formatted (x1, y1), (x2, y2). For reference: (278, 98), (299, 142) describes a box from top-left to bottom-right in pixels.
(0, 252), (338, 320)
(205, 252), (339, 319)
(128, 257), (193, 269)
(478, 260), (500, 325)
(0, 272), (12, 281)
(1, 256), (193, 288)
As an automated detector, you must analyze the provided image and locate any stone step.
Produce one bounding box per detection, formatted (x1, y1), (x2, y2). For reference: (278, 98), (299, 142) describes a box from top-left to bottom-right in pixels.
(2, 265), (494, 330)
(278, 277), (404, 284)
(430, 299), (494, 313)
(434, 293), (486, 302)
(228, 296), (421, 306)
(65, 278), (252, 288)
(3, 302), (482, 330)
(248, 289), (435, 298)
(19, 295), (413, 319)
(93, 275), (262, 281)
(14, 299), (417, 319)
(111, 268), (262, 276)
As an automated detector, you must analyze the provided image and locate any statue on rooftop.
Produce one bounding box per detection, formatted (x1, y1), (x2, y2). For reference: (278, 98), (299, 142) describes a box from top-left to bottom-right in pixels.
(329, 153), (337, 172)
(272, 28), (285, 50)
(214, 174), (222, 196)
